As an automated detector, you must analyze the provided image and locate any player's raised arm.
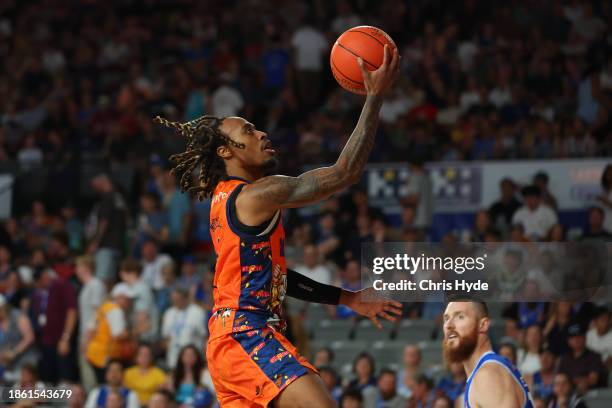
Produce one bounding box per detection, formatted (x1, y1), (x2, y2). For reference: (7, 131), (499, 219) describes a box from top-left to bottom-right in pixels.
(238, 45), (400, 219)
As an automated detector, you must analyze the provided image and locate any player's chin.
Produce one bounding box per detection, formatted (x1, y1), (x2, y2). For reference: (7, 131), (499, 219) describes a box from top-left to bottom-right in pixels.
(261, 157), (279, 175)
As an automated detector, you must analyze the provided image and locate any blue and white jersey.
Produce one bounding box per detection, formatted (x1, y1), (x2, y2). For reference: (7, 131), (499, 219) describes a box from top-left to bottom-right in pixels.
(464, 351), (534, 408)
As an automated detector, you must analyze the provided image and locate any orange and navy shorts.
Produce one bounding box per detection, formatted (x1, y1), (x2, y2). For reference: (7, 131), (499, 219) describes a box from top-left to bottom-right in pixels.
(206, 326), (317, 407)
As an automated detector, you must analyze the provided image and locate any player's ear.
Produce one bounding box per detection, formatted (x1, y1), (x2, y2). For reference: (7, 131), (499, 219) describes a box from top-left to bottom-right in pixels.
(479, 316), (490, 333)
(217, 145), (232, 159)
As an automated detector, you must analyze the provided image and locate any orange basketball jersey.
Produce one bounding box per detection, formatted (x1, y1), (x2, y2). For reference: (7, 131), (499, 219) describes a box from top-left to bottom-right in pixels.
(208, 177), (287, 340)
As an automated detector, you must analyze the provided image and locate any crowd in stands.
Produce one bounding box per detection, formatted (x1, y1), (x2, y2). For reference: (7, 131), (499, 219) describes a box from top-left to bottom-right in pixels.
(1, 0), (612, 407)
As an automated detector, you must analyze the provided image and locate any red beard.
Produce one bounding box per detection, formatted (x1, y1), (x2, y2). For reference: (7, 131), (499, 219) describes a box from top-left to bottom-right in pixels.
(443, 326), (479, 365)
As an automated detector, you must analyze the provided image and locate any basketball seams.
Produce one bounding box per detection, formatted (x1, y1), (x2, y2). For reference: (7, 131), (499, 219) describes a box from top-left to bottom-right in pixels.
(335, 42), (378, 69)
(350, 27), (397, 50)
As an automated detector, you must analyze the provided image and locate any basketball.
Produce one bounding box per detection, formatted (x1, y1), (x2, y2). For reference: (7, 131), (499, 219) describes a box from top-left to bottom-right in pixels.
(330, 26), (397, 94)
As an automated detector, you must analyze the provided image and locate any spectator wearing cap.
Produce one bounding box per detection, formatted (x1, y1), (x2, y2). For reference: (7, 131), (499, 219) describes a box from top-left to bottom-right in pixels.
(88, 174), (128, 285)
(363, 368), (406, 408)
(86, 283), (136, 383)
(489, 178), (522, 239)
(586, 306), (612, 369)
(30, 267), (78, 384)
(533, 171), (558, 211)
(75, 255), (107, 390)
(512, 185), (558, 241)
(132, 192), (169, 258)
(161, 286), (206, 369)
(85, 359), (139, 408)
(529, 348), (557, 401)
(549, 372), (587, 408)
(581, 207), (612, 242)
(558, 321), (606, 394)
(0, 293), (36, 382)
(119, 258), (159, 343)
(140, 240), (173, 291)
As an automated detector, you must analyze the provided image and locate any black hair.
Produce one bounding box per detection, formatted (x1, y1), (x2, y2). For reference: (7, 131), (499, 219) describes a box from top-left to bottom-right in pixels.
(154, 115), (245, 200)
(352, 351), (375, 376)
(601, 164), (612, 191)
(173, 345), (205, 391)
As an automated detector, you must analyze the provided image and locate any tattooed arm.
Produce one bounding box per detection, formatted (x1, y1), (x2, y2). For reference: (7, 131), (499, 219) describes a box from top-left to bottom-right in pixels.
(238, 45), (400, 224)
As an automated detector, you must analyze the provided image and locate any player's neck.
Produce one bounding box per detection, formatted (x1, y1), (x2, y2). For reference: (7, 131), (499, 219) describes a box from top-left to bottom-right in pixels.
(226, 164), (262, 183)
(464, 338), (493, 378)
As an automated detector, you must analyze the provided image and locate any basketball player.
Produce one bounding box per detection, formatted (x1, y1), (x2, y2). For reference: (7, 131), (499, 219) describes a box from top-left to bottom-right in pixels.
(155, 45), (400, 408)
(443, 299), (534, 408)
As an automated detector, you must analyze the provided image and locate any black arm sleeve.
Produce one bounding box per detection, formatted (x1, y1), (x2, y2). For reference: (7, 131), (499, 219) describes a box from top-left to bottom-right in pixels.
(286, 268), (342, 305)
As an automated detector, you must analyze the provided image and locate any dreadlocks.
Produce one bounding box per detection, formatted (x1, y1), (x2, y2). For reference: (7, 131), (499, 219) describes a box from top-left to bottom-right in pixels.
(154, 115), (245, 200)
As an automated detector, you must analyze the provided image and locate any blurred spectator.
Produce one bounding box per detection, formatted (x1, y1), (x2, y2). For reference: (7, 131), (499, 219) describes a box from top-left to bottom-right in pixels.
(403, 158), (433, 233)
(582, 206), (612, 242)
(549, 372), (587, 408)
(88, 174), (128, 285)
(407, 374), (435, 408)
(15, 363), (45, 391)
(334, 260), (361, 319)
(86, 283), (135, 383)
(0, 294), (36, 382)
(294, 244), (333, 285)
(316, 211), (341, 261)
(178, 255), (202, 298)
(397, 344), (422, 399)
(147, 390), (175, 408)
(348, 352), (377, 393)
(498, 341), (519, 366)
(61, 204), (83, 253)
(517, 325), (543, 376)
(119, 258), (158, 343)
(431, 395), (452, 408)
(141, 241), (173, 291)
(0, 244), (13, 291)
(530, 348), (556, 401)
(132, 192), (169, 257)
(156, 261), (178, 316)
(512, 185), (558, 241)
(30, 267), (77, 384)
(496, 249), (527, 301)
(341, 387), (364, 408)
(75, 255), (107, 390)
(69, 383), (87, 408)
(123, 343), (166, 406)
(313, 347), (334, 368)
(211, 76), (244, 118)
(468, 210), (491, 242)
(533, 172), (558, 211)
(161, 287), (206, 369)
(363, 368), (406, 408)
(558, 321), (605, 394)
(168, 345), (215, 408)
(435, 362), (465, 403)
(159, 173), (192, 258)
(291, 15), (327, 108)
(85, 360), (139, 408)
(319, 365), (343, 405)
(597, 164), (612, 234)
(586, 306), (612, 369)
(544, 302), (573, 356)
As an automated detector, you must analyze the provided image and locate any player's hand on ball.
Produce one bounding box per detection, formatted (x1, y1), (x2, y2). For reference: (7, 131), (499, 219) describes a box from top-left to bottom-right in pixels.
(340, 287), (403, 329)
(358, 44), (400, 96)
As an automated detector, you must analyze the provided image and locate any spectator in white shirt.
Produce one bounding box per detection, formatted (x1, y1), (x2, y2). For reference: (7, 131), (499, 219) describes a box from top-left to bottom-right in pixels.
(518, 325), (543, 376)
(294, 244), (332, 285)
(512, 185), (558, 241)
(75, 255), (107, 391)
(140, 241), (172, 291)
(211, 76), (244, 118)
(162, 286), (207, 369)
(291, 16), (327, 108)
(586, 307), (612, 369)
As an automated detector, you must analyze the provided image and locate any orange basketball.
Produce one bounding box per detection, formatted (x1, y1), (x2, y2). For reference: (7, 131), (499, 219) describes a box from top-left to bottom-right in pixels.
(330, 26), (397, 94)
